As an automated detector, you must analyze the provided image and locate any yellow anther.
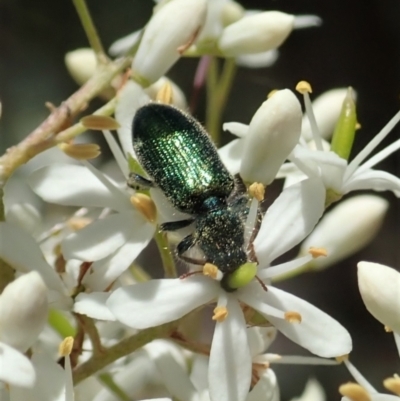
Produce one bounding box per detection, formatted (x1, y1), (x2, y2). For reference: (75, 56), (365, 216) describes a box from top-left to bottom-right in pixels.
(296, 81), (313, 94)
(81, 115), (120, 130)
(130, 194), (157, 223)
(355, 122), (362, 130)
(339, 383), (371, 401)
(203, 263), (219, 279)
(383, 376), (400, 395)
(212, 306), (228, 322)
(284, 311), (302, 324)
(308, 247), (328, 258)
(267, 89), (278, 99)
(58, 142), (101, 160)
(384, 325), (393, 333)
(335, 354), (349, 363)
(156, 81), (173, 105)
(249, 182), (265, 201)
(67, 217), (92, 231)
(59, 336), (74, 357)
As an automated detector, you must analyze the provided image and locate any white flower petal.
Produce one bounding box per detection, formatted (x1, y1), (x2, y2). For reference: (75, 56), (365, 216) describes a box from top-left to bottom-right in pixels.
(0, 222), (64, 293)
(0, 342), (35, 387)
(357, 262), (400, 333)
(107, 277), (219, 329)
(243, 286), (352, 357)
(218, 139), (243, 175)
(343, 169), (400, 196)
(293, 15), (322, 29)
(240, 89), (302, 185)
(290, 147), (347, 191)
(147, 342), (198, 401)
(247, 369), (279, 401)
(209, 295), (251, 401)
(254, 178), (325, 266)
(0, 272), (48, 352)
(300, 196), (388, 270)
(5, 203), (42, 236)
(62, 211), (146, 261)
(236, 49), (279, 69)
(83, 222), (154, 290)
(73, 292), (116, 321)
(150, 188), (192, 224)
(29, 164), (130, 210)
(223, 122), (249, 138)
(115, 80), (151, 157)
(9, 352), (66, 401)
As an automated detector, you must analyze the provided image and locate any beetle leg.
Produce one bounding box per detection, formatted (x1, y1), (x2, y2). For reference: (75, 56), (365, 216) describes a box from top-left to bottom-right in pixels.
(127, 173), (154, 189)
(160, 219), (195, 232)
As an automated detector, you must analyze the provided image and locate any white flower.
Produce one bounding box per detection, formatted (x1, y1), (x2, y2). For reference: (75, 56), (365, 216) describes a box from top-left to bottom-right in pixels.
(0, 272), (47, 387)
(105, 178), (351, 401)
(281, 97), (400, 198)
(357, 262), (400, 355)
(220, 89), (302, 184)
(300, 195), (388, 270)
(218, 11), (295, 56)
(132, 0), (207, 86)
(29, 162), (155, 291)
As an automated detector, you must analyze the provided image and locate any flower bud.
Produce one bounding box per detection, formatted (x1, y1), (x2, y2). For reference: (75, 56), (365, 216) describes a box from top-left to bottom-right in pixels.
(145, 77), (187, 110)
(132, 0), (207, 86)
(0, 272), (48, 352)
(358, 262), (400, 333)
(300, 195), (388, 270)
(218, 11), (294, 56)
(240, 89), (302, 184)
(65, 48), (97, 85)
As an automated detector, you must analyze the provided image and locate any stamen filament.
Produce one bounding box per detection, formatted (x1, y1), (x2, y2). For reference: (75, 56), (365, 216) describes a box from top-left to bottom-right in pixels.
(356, 137), (400, 174)
(102, 130), (130, 178)
(344, 360), (378, 394)
(344, 110), (400, 181)
(244, 197), (259, 249)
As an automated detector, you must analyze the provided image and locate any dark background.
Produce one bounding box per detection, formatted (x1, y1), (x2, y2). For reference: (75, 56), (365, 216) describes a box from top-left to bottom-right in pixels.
(1, 0), (400, 399)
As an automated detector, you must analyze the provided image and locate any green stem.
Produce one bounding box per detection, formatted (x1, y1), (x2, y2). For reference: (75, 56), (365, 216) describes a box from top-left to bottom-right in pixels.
(72, 0), (107, 63)
(73, 320), (178, 384)
(206, 58), (237, 145)
(206, 57), (219, 142)
(154, 230), (177, 278)
(98, 373), (131, 401)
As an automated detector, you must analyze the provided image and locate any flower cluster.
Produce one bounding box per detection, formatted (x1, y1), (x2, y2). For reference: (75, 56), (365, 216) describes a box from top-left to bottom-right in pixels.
(1, 1), (400, 401)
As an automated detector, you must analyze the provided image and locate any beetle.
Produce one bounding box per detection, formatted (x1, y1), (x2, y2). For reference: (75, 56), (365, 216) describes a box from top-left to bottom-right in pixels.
(129, 103), (261, 292)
